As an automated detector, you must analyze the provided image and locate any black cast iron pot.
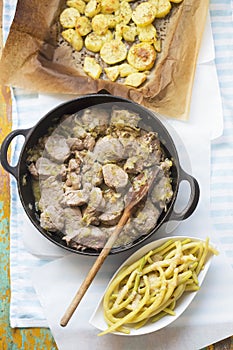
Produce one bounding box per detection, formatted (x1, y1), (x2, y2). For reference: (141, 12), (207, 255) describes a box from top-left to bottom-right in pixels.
(0, 93), (200, 256)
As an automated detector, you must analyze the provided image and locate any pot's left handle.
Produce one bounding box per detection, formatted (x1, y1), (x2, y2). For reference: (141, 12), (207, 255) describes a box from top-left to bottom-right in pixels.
(0, 128), (32, 179)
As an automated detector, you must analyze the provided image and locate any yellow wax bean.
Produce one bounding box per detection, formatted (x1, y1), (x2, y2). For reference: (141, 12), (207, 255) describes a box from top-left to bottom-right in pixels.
(185, 284), (200, 292)
(99, 276), (150, 336)
(196, 238), (209, 275)
(108, 291), (137, 315)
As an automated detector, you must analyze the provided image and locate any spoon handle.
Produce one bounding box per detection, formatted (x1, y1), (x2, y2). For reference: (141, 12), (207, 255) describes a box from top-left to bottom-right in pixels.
(60, 208), (131, 327)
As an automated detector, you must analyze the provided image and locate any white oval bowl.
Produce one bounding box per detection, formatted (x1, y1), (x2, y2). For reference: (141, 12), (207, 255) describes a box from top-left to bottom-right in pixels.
(89, 235), (216, 336)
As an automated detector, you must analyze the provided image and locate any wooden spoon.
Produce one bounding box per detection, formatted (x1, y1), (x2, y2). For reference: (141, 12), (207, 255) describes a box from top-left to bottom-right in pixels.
(60, 166), (160, 327)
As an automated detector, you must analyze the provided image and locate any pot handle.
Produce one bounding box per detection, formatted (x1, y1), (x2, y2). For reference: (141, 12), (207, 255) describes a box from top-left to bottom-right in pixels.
(97, 89), (111, 95)
(166, 168), (200, 222)
(0, 128), (32, 179)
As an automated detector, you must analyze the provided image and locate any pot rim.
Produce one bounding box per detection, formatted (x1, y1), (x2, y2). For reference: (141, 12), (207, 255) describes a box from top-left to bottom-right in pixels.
(0, 93), (200, 256)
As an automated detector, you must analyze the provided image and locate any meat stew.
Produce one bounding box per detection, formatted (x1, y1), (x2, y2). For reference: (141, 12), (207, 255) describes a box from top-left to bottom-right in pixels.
(26, 103), (174, 252)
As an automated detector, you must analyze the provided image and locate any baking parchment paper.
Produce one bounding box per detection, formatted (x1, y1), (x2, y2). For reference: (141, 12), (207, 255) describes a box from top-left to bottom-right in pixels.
(0, 0), (209, 120)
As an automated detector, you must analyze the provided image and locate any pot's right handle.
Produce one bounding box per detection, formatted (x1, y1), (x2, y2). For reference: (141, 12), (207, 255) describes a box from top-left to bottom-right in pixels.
(166, 168), (200, 222)
(0, 128), (32, 179)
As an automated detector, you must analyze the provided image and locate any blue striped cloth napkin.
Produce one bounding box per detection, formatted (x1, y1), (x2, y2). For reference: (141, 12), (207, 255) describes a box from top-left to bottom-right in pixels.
(3, 0), (233, 328)
(210, 1), (233, 265)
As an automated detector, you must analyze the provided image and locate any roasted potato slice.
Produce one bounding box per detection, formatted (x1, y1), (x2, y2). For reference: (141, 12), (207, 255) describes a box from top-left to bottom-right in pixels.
(83, 57), (102, 79)
(150, 0), (172, 18)
(122, 24), (137, 42)
(115, 22), (136, 41)
(154, 38), (161, 52)
(101, 0), (120, 14)
(127, 42), (156, 71)
(76, 16), (92, 36)
(114, 23), (124, 40)
(61, 28), (76, 43)
(85, 32), (103, 52)
(70, 31), (84, 51)
(105, 14), (119, 28)
(137, 23), (157, 43)
(104, 66), (120, 81)
(85, 0), (101, 17)
(102, 29), (114, 42)
(124, 72), (147, 87)
(66, 0), (86, 14)
(132, 2), (156, 27)
(117, 1), (132, 24)
(60, 7), (81, 28)
(157, 0), (172, 17)
(118, 63), (138, 77)
(100, 39), (127, 64)
(92, 14), (109, 35)
(85, 30), (113, 52)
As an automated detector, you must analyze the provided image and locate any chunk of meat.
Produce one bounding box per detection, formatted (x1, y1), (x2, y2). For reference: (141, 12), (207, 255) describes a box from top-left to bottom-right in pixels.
(39, 176), (64, 211)
(81, 161), (103, 187)
(81, 150), (95, 172)
(36, 157), (66, 178)
(68, 226), (107, 250)
(63, 188), (90, 207)
(67, 158), (81, 173)
(124, 155), (159, 174)
(140, 132), (161, 150)
(110, 108), (141, 129)
(82, 207), (100, 226)
(45, 134), (70, 163)
(124, 156), (143, 174)
(66, 137), (84, 151)
(99, 191), (124, 226)
(99, 211), (122, 226)
(138, 132), (162, 167)
(132, 200), (160, 234)
(93, 135), (124, 164)
(63, 207), (83, 238)
(72, 123), (87, 139)
(89, 187), (105, 209)
(40, 205), (65, 232)
(83, 134), (96, 151)
(117, 134), (145, 174)
(102, 164), (128, 191)
(82, 187), (105, 225)
(65, 172), (82, 190)
(81, 107), (109, 134)
(38, 176), (66, 231)
(122, 135), (161, 173)
(119, 136), (139, 158)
